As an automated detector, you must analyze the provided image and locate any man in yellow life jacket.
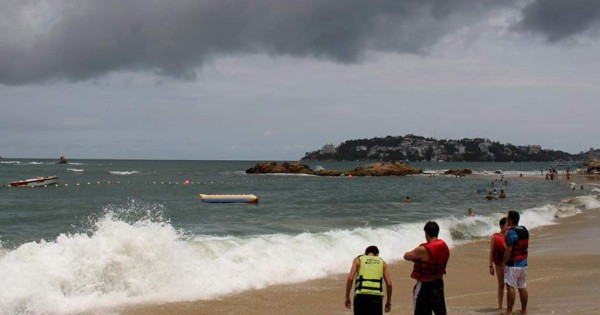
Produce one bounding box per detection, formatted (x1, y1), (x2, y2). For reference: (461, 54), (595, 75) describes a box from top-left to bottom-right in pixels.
(404, 221), (450, 315)
(345, 245), (393, 314)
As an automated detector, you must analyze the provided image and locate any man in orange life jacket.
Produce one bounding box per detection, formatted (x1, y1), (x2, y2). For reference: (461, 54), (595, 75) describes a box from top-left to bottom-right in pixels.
(404, 221), (450, 315)
(345, 245), (393, 314)
(501, 210), (529, 315)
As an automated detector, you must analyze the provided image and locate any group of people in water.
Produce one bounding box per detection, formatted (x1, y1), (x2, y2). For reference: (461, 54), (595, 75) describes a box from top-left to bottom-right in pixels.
(345, 211), (529, 315)
(483, 189), (506, 200)
(479, 178), (508, 201)
(541, 167), (587, 191)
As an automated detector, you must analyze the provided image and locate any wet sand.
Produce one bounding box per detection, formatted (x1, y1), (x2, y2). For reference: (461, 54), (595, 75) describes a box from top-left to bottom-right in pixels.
(121, 206), (600, 315)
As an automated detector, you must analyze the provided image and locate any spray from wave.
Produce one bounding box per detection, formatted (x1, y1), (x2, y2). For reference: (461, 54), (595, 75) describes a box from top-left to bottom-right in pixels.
(0, 195), (597, 314)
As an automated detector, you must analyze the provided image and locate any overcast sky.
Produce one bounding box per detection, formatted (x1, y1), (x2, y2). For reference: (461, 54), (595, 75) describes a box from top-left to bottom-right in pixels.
(1, 0), (599, 160)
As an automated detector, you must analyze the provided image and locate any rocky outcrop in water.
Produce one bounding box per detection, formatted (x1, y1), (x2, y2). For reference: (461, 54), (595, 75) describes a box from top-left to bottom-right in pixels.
(246, 161), (422, 176)
(245, 161), (314, 175)
(444, 169), (472, 176)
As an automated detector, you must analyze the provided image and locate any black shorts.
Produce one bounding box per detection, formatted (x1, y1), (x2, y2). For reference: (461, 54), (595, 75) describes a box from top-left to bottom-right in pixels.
(414, 278), (446, 315)
(354, 294), (383, 315)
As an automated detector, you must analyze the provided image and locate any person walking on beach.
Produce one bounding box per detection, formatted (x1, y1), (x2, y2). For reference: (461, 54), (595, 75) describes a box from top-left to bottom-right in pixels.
(502, 211), (529, 315)
(489, 217), (508, 309)
(345, 245), (393, 314)
(404, 221), (450, 315)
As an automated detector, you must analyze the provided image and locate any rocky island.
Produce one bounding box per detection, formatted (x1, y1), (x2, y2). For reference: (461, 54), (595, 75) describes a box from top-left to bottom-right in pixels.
(301, 134), (597, 162)
(245, 161), (422, 176)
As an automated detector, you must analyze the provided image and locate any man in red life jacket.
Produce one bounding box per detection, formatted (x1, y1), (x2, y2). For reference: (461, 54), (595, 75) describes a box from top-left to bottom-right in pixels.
(345, 245), (393, 315)
(404, 221), (450, 315)
(502, 211), (529, 315)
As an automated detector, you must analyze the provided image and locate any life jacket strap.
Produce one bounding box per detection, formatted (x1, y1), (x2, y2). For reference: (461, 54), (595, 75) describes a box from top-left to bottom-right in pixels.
(355, 275), (383, 291)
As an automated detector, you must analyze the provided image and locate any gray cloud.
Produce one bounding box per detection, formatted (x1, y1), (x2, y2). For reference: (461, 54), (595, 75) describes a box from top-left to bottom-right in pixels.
(3, 0), (600, 86)
(514, 0), (600, 42)
(1, 0), (510, 85)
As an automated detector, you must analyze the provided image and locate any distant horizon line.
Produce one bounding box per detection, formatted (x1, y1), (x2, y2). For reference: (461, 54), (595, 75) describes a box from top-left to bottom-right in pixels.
(0, 157), (587, 163)
(0, 157), (278, 162)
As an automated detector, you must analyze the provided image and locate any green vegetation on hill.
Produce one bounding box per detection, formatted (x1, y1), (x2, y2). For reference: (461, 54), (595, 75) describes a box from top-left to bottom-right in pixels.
(301, 134), (590, 162)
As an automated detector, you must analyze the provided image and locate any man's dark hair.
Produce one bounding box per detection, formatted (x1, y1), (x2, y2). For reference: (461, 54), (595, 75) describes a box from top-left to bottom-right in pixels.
(508, 211), (520, 225)
(499, 217), (507, 227)
(365, 245), (379, 255)
(424, 221), (440, 237)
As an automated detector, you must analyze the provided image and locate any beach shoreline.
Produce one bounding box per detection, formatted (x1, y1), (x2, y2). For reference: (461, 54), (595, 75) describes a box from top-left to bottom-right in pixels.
(121, 201), (600, 315)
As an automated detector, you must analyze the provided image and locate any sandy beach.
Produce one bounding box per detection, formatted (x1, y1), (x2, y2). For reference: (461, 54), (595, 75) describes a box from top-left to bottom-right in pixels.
(121, 199), (600, 315)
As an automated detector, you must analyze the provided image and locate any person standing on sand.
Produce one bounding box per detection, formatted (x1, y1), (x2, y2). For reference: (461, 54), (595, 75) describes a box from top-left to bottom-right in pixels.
(489, 217), (508, 309)
(345, 245), (393, 314)
(404, 221), (450, 315)
(502, 211), (529, 315)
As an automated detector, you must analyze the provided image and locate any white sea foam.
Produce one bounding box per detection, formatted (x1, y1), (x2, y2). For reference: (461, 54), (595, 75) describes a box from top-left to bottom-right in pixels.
(67, 168), (84, 172)
(0, 160), (21, 165)
(27, 161), (46, 165)
(0, 222), (418, 314)
(474, 170), (541, 177)
(0, 195), (596, 314)
(0, 209), (433, 314)
(0, 161), (50, 165)
(109, 171), (140, 175)
(419, 169), (542, 177)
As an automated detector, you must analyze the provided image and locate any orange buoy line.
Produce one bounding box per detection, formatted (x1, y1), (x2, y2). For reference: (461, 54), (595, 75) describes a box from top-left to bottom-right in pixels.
(2, 175), (334, 189)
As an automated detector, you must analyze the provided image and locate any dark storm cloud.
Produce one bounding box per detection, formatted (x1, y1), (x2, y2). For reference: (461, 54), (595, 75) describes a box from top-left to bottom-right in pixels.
(0, 0), (515, 85)
(4, 0), (600, 85)
(514, 0), (600, 42)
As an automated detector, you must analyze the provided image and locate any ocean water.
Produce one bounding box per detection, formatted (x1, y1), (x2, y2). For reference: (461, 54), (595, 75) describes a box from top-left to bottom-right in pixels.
(0, 159), (598, 314)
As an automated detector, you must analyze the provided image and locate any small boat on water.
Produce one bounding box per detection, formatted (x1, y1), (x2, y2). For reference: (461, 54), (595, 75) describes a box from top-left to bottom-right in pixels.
(56, 155), (68, 164)
(199, 194), (259, 204)
(9, 176), (59, 187)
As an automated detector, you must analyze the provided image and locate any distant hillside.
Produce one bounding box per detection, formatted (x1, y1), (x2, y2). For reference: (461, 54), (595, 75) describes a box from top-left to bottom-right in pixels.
(301, 134), (598, 162)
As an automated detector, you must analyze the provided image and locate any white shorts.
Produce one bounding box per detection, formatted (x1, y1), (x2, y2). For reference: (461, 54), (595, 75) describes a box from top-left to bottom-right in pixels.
(504, 266), (527, 289)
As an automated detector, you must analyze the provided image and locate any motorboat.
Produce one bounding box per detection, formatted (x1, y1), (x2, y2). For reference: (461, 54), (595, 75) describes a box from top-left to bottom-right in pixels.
(9, 176), (59, 187)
